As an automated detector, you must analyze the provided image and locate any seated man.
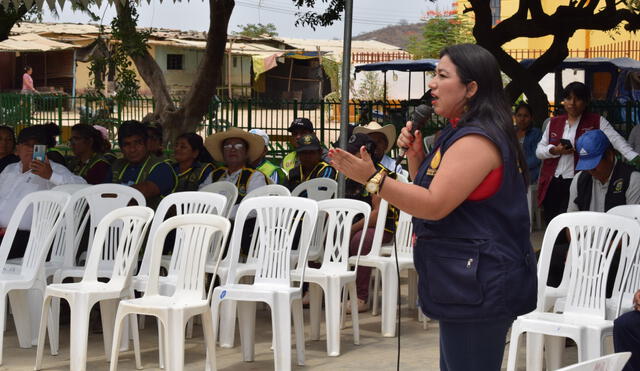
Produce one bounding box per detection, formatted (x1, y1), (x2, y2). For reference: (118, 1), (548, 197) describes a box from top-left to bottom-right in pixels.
(249, 128), (288, 187)
(566, 129), (640, 295)
(111, 120), (177, 209)
(614, 289), (640, 371)
(0, 125), (86, 258)
(281, 117), (329, 174)
(353, 121), (407, 177)
(145, 122), (165, 158)
(201, 127), (267, 218)
(287, 134), (337, 192)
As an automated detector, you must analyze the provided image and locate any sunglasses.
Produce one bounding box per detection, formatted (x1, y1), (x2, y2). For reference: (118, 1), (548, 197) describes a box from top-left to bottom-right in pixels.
(223, 143), (245, 151)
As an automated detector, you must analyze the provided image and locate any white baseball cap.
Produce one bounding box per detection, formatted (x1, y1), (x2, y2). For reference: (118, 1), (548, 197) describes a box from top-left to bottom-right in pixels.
(249, 128), (269, 147)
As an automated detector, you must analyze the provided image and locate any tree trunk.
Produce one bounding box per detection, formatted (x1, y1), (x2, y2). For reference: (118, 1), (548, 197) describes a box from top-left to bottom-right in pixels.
(0, 3), (32, 42)
(164, 0), (235, 142)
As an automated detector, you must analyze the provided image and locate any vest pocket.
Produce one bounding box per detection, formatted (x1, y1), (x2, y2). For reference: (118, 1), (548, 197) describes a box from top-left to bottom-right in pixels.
(424, 239), (485, 305)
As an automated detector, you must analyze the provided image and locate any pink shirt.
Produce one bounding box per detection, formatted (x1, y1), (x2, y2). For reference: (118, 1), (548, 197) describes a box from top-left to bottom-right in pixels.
(22, 73), (35, 92)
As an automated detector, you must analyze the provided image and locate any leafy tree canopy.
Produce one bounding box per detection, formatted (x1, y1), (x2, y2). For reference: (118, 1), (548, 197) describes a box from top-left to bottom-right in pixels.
(407, 10), (474, 59)
(235, 23), (278, 37)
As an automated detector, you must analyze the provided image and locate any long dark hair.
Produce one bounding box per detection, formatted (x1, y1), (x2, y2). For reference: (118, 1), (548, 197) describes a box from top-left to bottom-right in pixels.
(0, 126), (16, 150)
(71, 124), (105, 153)
(176, 132), (212, 163)
(441, 44), (529, 185)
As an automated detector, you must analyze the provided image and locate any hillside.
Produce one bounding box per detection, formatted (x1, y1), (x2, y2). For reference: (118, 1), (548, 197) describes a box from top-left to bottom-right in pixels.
(353, 23), (423, 49)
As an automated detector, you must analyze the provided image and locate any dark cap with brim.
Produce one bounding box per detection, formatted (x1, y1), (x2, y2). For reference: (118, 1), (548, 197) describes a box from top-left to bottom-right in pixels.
(288, 117), (314, 132)
(346, 133), (376, 155)
(296, 134), (322, 152)
(575, 129), (611, 171)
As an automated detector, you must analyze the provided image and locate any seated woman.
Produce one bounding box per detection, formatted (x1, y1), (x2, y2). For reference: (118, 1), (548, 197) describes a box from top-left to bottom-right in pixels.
(0, 126), (19, 173)
(66, 124), (112, 184)
(170, 133), (213, 192)
(0, 125), (86, 258)
(345, 133), (398, 313)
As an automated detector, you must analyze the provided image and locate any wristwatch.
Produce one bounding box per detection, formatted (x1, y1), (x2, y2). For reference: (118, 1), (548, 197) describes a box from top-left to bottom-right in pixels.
(365, 170), (387, 194)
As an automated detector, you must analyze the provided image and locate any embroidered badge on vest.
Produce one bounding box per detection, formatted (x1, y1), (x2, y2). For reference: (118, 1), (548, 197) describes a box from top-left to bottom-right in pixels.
(613, 178), (624, 194)
(427, 148), (441, 176)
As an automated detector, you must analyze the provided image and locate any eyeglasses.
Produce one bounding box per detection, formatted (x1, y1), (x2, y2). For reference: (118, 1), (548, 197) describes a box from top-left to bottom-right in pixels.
(223, 143), (245, 151)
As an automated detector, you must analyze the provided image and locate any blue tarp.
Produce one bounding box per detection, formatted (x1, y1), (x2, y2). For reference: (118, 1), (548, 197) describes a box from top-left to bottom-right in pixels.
(354, 58), (439, 73)
(520, 57), (640, 71)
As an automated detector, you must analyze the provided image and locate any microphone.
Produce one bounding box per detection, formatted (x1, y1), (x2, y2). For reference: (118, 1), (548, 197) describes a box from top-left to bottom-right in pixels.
(395, 104), (433, 166)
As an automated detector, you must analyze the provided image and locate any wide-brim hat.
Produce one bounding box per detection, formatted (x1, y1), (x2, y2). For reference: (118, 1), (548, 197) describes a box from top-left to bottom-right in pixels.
(204, 127), (265, 163)
(353, 121), (396, 153)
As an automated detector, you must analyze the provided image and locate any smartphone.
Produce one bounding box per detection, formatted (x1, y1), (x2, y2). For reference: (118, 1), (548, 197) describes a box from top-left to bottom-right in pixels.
(559, 139), (573, 150)
(33, 144), (46, 162)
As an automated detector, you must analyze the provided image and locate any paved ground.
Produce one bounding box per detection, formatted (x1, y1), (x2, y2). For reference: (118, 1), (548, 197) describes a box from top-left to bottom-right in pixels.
(1, 231), (583, 371)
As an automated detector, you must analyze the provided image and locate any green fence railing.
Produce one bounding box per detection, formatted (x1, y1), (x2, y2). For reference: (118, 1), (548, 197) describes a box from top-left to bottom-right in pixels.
(1, 93), (638, 160)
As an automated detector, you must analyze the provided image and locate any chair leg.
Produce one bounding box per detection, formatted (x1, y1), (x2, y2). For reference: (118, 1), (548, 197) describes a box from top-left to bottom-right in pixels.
(380, 265), (398, 337)
(0, 294), (6, 365)
(348, 283), (360, 346)
(237, 301), (257, 362)
(8, 290), (34, 348)
(158, 318), (165, 369)
(46, 297), (59, 356)
(185, 317), (194, 339)
(309, 284), (322, 341)
(34, 295), (53, 370)
(324, 280), (341, 357)
(545, 335), (564, 370)
(372, 269), (380, 316)
(69, 297), (91, 371)
(164, 313), (186, 371)
(271, 295), (292, 371)
(218, 300), (237, 348)
(525, 332), (544, 371)
(292, 297), (305, 366)
(100, 298), (120, 359)
(201, 311), (217, 371)
(340, 287), (348, 330)
(128, 313), (142, 369)
(109, 307), (128, 371)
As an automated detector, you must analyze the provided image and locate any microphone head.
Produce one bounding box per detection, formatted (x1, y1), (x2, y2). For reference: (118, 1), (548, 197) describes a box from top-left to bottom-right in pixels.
(411, 104), (434, 126)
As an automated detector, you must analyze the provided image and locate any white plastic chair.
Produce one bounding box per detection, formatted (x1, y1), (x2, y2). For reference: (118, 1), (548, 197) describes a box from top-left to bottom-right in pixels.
(110, 214), (231, 371)
(51, 184), (92, 194)
(291, 178), (337, 200)
(199, 181), (238, 218)
(211, 196), (318, 371)
(49, 184), (145, 351)
(351, 205), (415, 337)
(132, 191), (227, 364)
(34, 206), (154, 371)
(556, 352), (632, 371)
(506, 212), (640, 371)
(292, 199), (370, 356)
(0, 190), (70, 365)
(214, 184), (291, 348)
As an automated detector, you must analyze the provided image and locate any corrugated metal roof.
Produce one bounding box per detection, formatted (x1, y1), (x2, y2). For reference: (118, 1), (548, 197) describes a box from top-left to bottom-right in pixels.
(11, 22), (103, 35)
(0, 33), (77, 52)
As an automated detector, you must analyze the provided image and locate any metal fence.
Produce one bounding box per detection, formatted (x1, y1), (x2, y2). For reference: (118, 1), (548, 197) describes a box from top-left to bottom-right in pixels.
(0, 93), (638, 160)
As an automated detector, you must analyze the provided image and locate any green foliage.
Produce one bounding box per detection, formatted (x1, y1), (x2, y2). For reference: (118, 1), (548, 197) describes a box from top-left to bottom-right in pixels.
(406, 13), (475, 59)
(109, 2), (145, 100)
(235, 23), (278, 37)
(353, 72), (385, 101)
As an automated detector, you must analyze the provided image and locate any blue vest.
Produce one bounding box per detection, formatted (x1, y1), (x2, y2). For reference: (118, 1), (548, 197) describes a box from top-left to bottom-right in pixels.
(413, 124), (537, 322)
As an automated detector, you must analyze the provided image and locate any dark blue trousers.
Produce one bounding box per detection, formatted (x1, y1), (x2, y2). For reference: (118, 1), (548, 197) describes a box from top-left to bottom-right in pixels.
(439, 318), (513, 371)
(614, 310), (640, 371)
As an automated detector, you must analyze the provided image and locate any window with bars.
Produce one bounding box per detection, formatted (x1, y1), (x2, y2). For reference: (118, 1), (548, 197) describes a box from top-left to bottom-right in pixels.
(166, 54), (184, 70)
(490, 0), (501, 25)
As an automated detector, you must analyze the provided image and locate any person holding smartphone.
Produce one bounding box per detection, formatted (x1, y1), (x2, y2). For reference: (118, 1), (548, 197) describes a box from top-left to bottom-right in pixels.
(536, 82), (640, 227)
(0, 125), (85, 258)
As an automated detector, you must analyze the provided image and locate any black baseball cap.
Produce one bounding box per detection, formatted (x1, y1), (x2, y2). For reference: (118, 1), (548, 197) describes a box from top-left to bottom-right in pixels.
(332, 123), (356, 148)
(296, 134), (322, 152)
(287, 117), (314, 132)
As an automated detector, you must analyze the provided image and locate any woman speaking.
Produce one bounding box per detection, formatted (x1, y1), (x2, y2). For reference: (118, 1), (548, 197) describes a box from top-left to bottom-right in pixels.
(329, 43), (537, 370)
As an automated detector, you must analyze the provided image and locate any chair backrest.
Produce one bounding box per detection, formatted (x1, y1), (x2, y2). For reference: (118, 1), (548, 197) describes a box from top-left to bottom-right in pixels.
(556, 352), (631, 371)
(72, 184), (145, 269)
(51, 184), (91, 194)
(0, 191), (70, 278)
(137, 192), (227, 277)
(394, 209), (415, 258)
(199, 181), (238, 218)
(82, 206), (154, 288)
(291, 178), (337, 201)
(225, 196), (318, 287)
(316, 199), (370, 272)
(537, 212), (640, 318)
(368, 198), (391, 257)
(243, 184), (291, 200)
(144, 214), (231, 302)
(607, 205), (640, 313)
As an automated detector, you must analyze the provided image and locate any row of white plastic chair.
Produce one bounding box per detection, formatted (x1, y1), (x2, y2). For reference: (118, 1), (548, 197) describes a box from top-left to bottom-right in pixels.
(506, 206), (640, 370)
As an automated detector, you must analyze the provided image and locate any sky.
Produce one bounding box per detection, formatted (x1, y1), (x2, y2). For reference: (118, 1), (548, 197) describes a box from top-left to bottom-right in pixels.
(41, 0), (453, 39)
